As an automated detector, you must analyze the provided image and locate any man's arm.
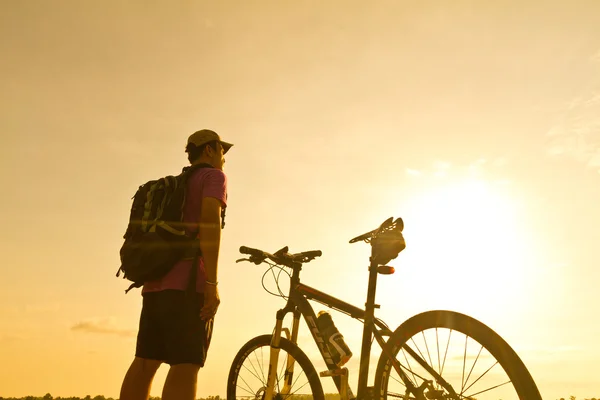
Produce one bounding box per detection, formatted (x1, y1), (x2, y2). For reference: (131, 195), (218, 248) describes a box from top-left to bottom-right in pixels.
(199, 196), (222, 320)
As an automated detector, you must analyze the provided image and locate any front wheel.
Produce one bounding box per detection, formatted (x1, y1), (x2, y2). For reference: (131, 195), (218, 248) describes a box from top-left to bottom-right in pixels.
(227, 334), (325, 400)
(374, 310), (541, 400)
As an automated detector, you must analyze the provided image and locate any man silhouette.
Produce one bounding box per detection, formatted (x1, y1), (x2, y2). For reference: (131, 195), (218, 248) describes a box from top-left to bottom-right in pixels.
(119, 129), (232, 400)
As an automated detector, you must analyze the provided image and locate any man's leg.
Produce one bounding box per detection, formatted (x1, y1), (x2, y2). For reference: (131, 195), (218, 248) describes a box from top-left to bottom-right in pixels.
(161, 291), (212, 400)
(126, 291), (166, 400)
(161, 363), (202, 400)
(119, 357), (162, 400)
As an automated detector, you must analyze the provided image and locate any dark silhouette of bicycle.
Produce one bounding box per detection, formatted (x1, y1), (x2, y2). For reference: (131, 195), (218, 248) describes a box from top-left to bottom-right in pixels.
(227, 217), (541, 400)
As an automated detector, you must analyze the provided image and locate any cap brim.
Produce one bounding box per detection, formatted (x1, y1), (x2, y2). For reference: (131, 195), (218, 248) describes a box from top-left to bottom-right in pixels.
(220, 141), (233, 154)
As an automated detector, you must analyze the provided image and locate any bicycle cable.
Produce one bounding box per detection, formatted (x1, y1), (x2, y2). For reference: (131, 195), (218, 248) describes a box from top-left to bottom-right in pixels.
(273, 263), (289, 299)
(260, 261), (291, 300)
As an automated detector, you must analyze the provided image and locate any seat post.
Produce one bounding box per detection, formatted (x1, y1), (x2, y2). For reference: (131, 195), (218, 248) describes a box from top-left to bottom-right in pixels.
(356, 253), (380, 397)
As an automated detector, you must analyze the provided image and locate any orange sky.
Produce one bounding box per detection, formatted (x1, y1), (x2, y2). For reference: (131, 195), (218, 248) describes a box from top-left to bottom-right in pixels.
(1, 1), (600, 399)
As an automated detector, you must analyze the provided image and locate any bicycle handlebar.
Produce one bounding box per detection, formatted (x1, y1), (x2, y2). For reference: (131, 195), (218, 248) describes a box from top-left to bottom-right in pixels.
(238, 246), (322, 267)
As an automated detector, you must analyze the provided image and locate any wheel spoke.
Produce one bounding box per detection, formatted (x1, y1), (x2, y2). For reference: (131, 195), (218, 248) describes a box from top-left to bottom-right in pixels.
(260, 345), (266, 383)
(462, 360), (500, 395)
(241, 359), (265, 383)
(390, 372), (407, 388)
(282, 364), (302, 396)
(461, 344), (484, 395)
(251, 350), (265, 384)
(234, 384), (256, 397)
(401, 347), (418, 386)
(407, 336), (433, 384)
(405, 332), (448, 389)
(399, 348), (439, 387)
(290, 367), (306, 389)
(287, 371), (311, 397)
(461, 334), (468, 393)
(421, 330), (434, 374)
(436, 328), (442, 390)
(466, 379), (512, 398)
(440, 329), (452, 376)
(388, 348), (432, 389)
(410, 337), (428, 369)
(236, 372), (259, 397)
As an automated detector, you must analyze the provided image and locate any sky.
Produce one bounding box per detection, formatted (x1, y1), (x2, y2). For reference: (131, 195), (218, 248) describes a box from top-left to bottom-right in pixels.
(1, 0), (600, 398)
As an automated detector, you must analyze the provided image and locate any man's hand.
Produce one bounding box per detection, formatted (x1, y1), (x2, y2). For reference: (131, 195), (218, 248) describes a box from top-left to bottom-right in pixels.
(200, 284), (220, 320)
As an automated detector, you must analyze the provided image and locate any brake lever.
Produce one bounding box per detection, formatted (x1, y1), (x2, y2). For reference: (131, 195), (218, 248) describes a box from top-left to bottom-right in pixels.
(249, 255), (266, 265)
(236, 256), (264, 265)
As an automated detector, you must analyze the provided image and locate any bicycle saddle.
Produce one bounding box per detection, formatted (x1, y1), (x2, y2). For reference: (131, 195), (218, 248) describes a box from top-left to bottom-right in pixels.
(349, 217), (404, 244)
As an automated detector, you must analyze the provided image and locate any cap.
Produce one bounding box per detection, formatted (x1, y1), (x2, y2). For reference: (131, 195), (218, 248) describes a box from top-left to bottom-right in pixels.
(186, 129), (233, 154)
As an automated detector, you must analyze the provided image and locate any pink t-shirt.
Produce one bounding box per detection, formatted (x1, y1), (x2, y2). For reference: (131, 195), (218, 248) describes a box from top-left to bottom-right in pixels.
(142, 167), (227, 294)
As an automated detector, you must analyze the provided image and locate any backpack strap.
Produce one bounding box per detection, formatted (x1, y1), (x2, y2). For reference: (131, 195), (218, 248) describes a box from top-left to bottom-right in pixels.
(187, 241), (201, 297)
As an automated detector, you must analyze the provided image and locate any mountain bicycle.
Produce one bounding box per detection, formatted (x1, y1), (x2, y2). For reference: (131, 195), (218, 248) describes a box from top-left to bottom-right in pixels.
(226, 217), (542, 400)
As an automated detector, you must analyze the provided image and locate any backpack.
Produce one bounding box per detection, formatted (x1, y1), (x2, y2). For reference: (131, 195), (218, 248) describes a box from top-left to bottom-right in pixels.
(116, 163), (223, 293)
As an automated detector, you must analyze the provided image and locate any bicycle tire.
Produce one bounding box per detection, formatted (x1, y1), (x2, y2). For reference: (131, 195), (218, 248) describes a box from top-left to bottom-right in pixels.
(227, 334), (325, 400)
(374, 310), (541, 400)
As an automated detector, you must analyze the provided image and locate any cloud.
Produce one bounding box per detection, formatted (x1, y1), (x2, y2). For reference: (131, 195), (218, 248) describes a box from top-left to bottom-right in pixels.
(430, 160), (451, 178)
(405, 158), (511, 185)
(546, 51), (600, 172)
(583, 92), (600, 106)
(71, 317), (136, 338)
(545, 97), (600, 171)
(405, 168), (422, 177)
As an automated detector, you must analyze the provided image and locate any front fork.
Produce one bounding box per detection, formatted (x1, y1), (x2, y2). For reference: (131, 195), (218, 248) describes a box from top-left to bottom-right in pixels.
(264, 310), (301, 400)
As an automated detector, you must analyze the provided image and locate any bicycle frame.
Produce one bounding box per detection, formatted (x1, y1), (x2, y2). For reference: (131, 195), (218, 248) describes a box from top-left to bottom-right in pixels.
(265, 259), (449, 400)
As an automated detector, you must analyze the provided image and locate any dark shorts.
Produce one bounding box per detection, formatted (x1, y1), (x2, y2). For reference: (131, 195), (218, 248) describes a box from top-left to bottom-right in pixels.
(135, 290), (213, 366)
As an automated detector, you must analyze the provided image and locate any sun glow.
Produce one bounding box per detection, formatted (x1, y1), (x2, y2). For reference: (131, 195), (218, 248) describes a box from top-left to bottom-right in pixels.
(390, 176), (534, 321)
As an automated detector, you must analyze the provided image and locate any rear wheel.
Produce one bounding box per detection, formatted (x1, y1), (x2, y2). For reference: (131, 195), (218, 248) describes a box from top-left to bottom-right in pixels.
(227, 334), (325, 400)
(374, 311), (541, 400)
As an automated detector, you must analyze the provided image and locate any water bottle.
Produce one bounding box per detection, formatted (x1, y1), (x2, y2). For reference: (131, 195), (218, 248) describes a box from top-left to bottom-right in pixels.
(317, 311), (352, 367)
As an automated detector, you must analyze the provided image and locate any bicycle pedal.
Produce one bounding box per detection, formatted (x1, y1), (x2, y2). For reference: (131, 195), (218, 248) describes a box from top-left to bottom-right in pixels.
(319, 368), (348, 377)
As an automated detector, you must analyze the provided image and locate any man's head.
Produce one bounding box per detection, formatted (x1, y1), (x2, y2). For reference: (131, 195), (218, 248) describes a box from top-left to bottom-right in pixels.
(185, 129), (233, 170)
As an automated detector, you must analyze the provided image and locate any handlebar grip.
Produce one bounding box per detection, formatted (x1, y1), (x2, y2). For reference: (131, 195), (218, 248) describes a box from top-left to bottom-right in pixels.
(302, 250), (322, 258)
(239, 246), (264, 257)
